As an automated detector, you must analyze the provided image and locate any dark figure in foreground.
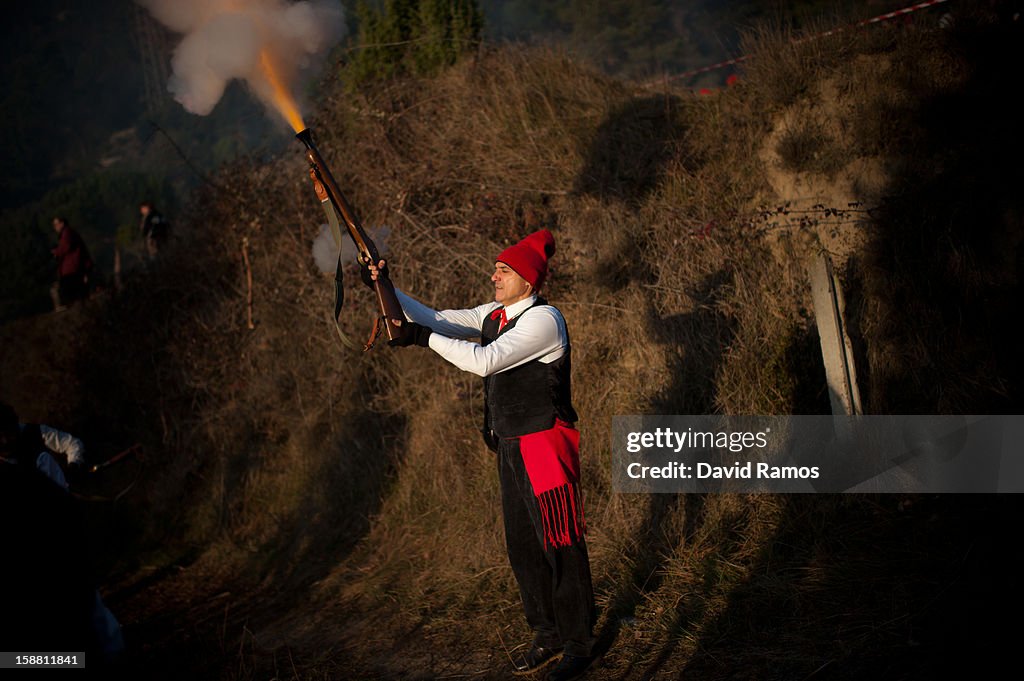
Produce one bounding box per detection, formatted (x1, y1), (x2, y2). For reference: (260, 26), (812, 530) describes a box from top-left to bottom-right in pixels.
(369, 229), (597, 680)
(51, 217), (93, 309)
(0, 450), (93, 654)
(139, 201), (169, 259)
(0, 402), (85, 486)
(0, 403), (125, 661)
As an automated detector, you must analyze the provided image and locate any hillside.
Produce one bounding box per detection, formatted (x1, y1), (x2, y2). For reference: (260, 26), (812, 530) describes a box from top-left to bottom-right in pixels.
(2, 9), (1022, 680)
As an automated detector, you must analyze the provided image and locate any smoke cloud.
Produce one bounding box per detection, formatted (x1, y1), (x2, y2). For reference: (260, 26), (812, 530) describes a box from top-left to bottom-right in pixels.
(312, 224), (391, 274)
(312, 224), (338, 273)
(138, 0), (345, 119)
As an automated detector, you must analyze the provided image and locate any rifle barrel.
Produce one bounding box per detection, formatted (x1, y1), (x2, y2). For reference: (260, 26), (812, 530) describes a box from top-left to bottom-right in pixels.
(296, 127), (405, 346)
(296, 128), (379, 264)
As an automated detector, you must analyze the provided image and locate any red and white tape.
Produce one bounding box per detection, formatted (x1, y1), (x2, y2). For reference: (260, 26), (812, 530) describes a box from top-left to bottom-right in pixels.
(859, 0), (951, 26)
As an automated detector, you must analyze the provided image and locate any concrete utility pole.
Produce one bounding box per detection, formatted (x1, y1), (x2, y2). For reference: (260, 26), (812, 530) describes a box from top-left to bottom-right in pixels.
(808, 250), (863, 436)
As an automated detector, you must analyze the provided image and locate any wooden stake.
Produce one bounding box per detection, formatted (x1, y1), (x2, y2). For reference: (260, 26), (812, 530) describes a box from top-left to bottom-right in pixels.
(242, 236), (255, 330)
(114, 245), (122, 292)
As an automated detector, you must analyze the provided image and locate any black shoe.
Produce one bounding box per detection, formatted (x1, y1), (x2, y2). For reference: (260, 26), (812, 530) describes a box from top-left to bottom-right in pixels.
(511, 644), (563, 675)
(545, 654), (594, 681)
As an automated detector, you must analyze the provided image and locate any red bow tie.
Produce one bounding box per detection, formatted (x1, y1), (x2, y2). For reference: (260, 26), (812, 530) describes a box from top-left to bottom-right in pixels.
(490, 307), (508, 332)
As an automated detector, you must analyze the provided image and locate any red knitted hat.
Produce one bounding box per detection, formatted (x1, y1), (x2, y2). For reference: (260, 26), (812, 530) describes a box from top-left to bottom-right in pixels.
(497, 229), (556, 289)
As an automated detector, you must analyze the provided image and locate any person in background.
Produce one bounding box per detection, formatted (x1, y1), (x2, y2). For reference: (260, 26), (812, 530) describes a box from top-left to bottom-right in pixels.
(139, 201), (170, 259)
(50, 216), (93, 309)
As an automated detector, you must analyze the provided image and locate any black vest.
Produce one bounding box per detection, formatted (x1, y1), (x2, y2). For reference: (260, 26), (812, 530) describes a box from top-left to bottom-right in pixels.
(481, 297), (578, 448)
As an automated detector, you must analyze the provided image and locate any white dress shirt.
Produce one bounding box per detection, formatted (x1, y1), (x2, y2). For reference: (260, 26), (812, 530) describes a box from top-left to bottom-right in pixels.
(25, 424), (84, 490)
(39, 425), (85, 466)
(2, 425), (82, 489)
(395, 290), (568, 377)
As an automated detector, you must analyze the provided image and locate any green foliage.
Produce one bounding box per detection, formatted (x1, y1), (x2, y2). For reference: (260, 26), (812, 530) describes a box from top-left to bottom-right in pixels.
(0, 212), (51, 321)
(348, 0), (484, 85)
(115, 223), (137, 250)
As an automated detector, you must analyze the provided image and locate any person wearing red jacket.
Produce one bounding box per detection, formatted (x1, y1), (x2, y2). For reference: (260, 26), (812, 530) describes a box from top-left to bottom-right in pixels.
(51, 217), (93, 308)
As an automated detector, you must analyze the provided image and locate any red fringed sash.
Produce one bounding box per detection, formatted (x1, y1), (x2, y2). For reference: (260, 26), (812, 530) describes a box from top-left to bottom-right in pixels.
(519, 419), (586, 549)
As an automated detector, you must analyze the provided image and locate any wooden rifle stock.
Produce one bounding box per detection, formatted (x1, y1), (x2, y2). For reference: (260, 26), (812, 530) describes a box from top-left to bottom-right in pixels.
(296, 128), (406, 348)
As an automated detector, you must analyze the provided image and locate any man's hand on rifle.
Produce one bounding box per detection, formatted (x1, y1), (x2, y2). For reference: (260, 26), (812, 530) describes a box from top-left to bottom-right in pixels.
(365, 259), (432, 348)
(362, 259), (388, 289)
(388, 319), (432, 347)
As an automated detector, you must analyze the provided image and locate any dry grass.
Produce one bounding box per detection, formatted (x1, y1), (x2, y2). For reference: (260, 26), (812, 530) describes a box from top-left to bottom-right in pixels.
(4, 14), (1021, 680)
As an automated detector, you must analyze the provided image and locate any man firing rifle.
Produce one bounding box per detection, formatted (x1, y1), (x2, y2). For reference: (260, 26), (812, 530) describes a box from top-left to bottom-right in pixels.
(368, 229), (596, 681)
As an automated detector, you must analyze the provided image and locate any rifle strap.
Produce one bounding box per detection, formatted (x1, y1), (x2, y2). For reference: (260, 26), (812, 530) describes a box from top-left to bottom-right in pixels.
(364, 315), (385, 351)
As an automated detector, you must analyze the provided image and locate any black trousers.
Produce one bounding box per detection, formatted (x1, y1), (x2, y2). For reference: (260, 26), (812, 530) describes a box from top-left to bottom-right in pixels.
(58, 274), (88, 306)
(498, 437), (596, 657)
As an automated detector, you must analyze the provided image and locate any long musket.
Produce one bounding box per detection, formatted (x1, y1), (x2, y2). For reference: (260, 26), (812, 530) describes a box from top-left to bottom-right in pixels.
(296, 127), (406, 349)
(88, 443), (143, 473)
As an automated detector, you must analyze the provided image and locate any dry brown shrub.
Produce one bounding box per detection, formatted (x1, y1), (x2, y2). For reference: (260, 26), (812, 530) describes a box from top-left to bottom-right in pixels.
(27, 18), (1019, 678)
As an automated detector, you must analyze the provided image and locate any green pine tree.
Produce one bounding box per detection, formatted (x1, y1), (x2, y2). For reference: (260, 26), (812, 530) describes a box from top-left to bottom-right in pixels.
(349, 0), (483, 85)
